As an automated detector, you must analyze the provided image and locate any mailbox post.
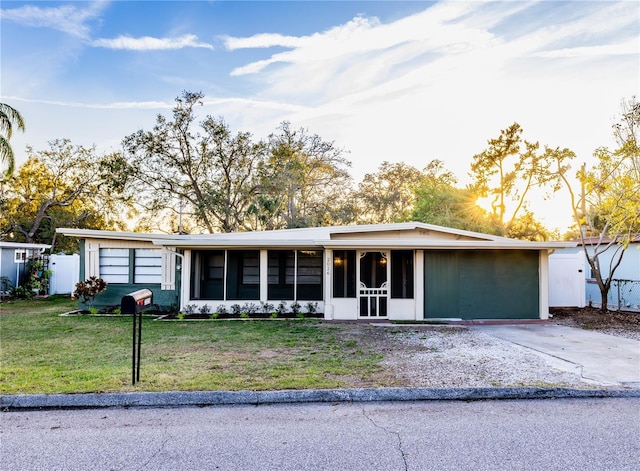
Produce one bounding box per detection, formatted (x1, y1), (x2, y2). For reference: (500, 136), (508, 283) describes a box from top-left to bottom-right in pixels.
(121, 289), (153, 385)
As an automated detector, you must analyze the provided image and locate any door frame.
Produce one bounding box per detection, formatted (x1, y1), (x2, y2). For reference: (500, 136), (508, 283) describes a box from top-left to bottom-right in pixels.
(357, 250), (390, 318)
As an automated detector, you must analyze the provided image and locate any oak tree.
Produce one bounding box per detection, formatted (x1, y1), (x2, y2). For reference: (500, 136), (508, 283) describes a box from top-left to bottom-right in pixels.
(122, 91), (267, 233)
(256, 121), (353, 229)
(0, 139), (129, 252)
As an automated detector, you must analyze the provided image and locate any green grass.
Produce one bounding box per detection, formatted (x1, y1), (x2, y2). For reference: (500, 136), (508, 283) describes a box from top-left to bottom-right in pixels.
(0, 297), (387, 394)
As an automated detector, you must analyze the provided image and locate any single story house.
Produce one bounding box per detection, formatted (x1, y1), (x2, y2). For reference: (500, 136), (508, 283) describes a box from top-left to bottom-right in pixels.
(0, 241), (51, 295)
(57, 222), (576, 320)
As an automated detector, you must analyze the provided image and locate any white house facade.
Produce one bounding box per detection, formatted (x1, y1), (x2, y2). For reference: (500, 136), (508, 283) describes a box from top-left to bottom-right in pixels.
(58, 222), (576, 320)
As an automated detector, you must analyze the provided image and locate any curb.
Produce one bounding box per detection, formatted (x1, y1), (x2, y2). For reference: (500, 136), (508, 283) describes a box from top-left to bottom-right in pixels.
(2, 387), (639, 410)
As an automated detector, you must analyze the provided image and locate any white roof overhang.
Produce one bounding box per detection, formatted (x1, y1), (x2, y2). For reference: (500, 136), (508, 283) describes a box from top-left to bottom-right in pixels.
(152, 238), (576, 251)
(56, 228), (178, 243)
(57, 225), (578, 251)
(316, 239), (577, 250)
(0, 242), (51, 250)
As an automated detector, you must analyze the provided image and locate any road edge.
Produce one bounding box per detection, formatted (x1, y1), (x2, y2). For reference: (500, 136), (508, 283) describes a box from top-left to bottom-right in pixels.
(2, 387), (640, 410)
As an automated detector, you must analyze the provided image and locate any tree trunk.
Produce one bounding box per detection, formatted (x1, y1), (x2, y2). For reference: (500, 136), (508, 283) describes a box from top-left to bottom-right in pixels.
(599, 285), (609, 312)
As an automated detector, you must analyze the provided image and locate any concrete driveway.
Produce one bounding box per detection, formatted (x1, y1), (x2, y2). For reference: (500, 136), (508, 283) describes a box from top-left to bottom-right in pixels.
(471, 324), (640, 387)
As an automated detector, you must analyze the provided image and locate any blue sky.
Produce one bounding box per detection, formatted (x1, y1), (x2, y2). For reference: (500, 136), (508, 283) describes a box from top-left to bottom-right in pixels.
(1, 0), (639, 230)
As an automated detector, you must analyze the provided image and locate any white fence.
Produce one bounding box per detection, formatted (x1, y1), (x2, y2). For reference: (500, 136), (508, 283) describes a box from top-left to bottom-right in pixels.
(548, 252), (586, 308)
(49, 254), (80, 295)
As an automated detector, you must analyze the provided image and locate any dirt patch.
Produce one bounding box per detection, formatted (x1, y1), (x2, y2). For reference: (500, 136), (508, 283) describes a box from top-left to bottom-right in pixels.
(550, 307), (640, 340)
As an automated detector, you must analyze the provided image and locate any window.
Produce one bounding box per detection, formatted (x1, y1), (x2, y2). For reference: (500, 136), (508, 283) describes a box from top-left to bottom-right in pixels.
(134, 249), (162, 284)
(297, 250), (323, 300)
(333, 250), (356, 298)
(391, 250), (414, 298)
(268, 250), (294, 300)
(99, 248), (129, 284)
(191, 250), (224, 300)
(191, 250), (260, 300)
(226, 250), (260, 300)
(14, 250), (27, 263)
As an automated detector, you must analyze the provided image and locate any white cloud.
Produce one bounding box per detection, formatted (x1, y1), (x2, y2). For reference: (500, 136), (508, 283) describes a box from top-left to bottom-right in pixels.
(215, 0), (637, 191)
(223, 32), (306, 50)
(0, 1), (107, 39)
(224, 0), (638, 105)
(91, 34), (214, 51)
(532, 39), (639, 59)
(2, 95), (172, 110)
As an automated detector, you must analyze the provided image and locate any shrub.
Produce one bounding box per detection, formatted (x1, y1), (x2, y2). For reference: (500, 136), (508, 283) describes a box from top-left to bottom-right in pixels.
(290, 301), (301, 315)
(183, 304), (198, 315)
(261, 301), (274, 314)
(199, 304), (211, 316)
(242, 302), (258, 315)
(11, 285), (32, 299)
(305, 302), (318, 314)
(216, 305), (228, 315)
(0, 276), (13, 300)
(230, 304), (242, 316)
(73, 277), (107, 309)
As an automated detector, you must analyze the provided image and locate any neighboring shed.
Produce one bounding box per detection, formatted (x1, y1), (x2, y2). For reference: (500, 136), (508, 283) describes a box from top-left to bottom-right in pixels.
(58, 222), (575, 320)
(0, 241), (51, 295)
(550, 238), (640, 310)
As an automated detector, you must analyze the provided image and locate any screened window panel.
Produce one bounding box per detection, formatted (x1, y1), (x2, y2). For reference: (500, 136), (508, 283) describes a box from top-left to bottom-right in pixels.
(191, 250), (224, 300)
(333, 250), (356, 298)
(268, 250), (294, 300)
(227, 250), (260, 300)
(391, 250), (414, 299)
(296, 250), (322, 300)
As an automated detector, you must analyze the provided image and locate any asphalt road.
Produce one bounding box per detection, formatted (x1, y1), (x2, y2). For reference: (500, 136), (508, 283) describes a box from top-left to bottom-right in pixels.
(2, 398), (639, 471)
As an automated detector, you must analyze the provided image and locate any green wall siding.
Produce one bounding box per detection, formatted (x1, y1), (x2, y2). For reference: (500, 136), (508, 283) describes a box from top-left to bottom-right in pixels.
(84, 283), (178, 311)
(424, 250), (539, 320)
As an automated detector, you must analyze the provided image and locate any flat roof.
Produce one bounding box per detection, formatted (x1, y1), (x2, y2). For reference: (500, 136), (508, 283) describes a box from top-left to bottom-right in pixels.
(57, 222), (578, 251)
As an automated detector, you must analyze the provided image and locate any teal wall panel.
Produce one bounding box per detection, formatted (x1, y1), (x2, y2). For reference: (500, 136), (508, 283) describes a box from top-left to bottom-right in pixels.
(82, 283), (178, 312)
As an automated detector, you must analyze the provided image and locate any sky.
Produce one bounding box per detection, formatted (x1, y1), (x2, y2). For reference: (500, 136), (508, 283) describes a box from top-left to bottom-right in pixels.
(1, 0), (639, 232)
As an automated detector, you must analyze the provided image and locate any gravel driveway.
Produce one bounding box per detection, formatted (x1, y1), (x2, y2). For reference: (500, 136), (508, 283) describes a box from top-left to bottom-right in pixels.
(378, 326), (590, 389)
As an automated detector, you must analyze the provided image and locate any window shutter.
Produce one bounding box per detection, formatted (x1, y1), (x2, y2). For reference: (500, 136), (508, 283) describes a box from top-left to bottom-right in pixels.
(161, 251), (176, 290)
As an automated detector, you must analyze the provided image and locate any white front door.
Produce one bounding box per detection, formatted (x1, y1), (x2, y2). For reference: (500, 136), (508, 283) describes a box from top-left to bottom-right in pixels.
(358, 251), (389, 318)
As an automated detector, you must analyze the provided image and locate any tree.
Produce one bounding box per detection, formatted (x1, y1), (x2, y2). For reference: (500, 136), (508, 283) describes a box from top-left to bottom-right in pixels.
(469, 123), (559, 240)
(0, 139), (129, 252)
(256, 121), (353, 229)
(0, 102), (25, 176)
(412, 160), (494, 232)
(354, 161), (426, 224)
(122, 91), (267, 233)
(553, 97), (640, 311)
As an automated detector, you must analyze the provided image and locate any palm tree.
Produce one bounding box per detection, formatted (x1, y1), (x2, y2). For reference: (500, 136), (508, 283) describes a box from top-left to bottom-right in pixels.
(0, 102), (26, 175)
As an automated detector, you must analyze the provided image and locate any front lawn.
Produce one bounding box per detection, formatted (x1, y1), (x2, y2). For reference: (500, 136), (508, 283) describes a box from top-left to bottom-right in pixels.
(0, 297), (393, 394)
